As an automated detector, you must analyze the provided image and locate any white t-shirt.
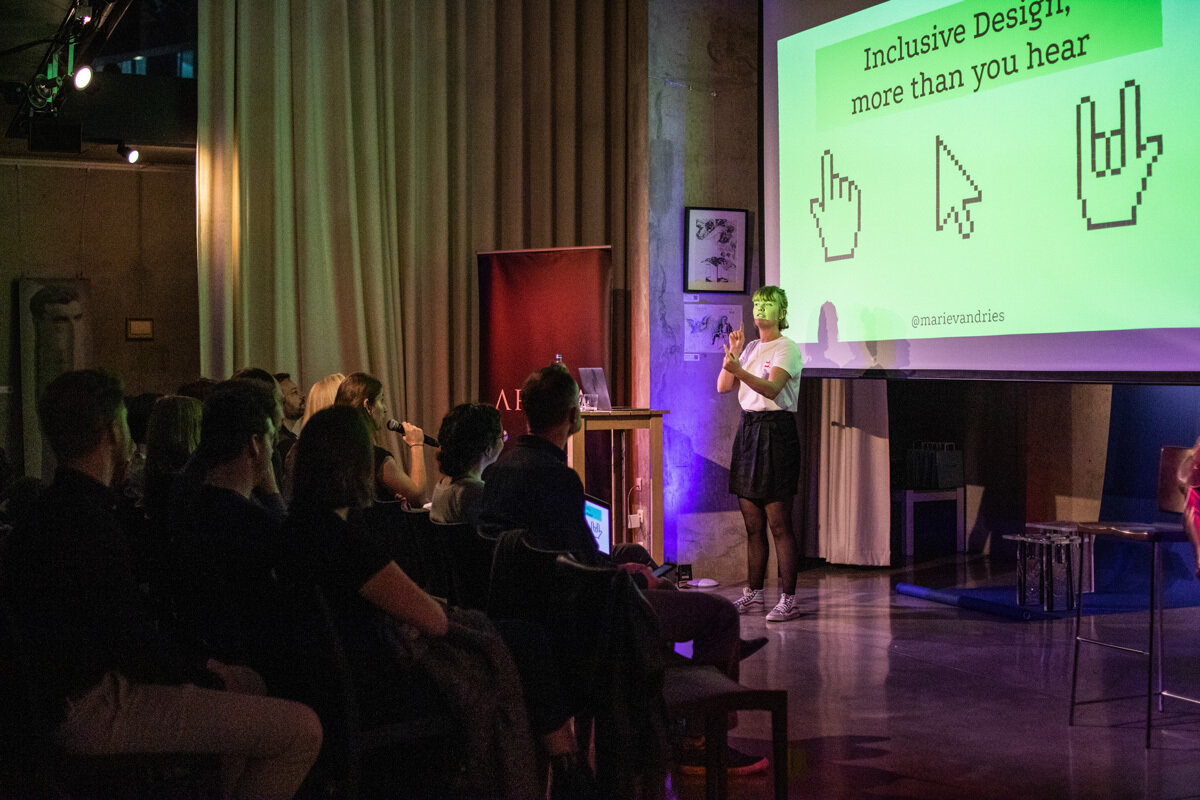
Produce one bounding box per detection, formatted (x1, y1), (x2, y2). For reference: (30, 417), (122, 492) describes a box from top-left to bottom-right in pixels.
(737, 336), (803, 413)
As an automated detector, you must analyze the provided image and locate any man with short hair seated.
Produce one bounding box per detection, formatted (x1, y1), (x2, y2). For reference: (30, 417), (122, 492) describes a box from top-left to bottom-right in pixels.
(170, 378), (289, 681)
(481, 363), (767, 775)
(0, 369), (321, 799)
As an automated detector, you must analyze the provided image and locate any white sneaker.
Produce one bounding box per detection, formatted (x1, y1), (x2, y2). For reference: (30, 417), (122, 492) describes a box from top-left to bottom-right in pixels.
(766, 593), (802, 622)
(733, 587), (764, 614)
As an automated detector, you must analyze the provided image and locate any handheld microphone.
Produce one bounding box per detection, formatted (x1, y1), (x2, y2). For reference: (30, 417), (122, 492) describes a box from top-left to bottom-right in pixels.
(386, 418), (439, 447)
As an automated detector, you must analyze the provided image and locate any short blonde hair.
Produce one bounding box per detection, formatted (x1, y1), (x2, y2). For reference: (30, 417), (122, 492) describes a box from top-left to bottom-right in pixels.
(299, 372), (347, 431)
(752, 285), (789, 331)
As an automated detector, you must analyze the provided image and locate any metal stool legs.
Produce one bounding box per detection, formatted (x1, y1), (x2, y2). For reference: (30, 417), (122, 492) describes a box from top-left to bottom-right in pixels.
(1070, 533), (1200, 748)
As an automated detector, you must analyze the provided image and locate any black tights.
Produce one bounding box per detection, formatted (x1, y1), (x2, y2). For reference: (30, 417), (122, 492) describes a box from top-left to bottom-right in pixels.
(738, 496), (798, 595)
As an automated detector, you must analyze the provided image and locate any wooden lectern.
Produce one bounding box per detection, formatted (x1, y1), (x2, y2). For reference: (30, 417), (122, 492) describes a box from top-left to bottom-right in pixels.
(569, 409), (668, 563)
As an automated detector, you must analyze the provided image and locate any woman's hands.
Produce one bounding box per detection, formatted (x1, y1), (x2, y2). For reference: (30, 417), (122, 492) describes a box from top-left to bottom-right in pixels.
(721, 343), (742, 376)
(722, 321), (746, 376)
(728, 321), (745, 358)
(617, 562), (673, 591)
(717, 321), (745, 393)
(399, 420), (425, 448)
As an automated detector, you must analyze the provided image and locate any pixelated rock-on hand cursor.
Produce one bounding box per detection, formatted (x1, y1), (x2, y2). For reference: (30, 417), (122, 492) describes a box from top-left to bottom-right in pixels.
(809, 150), (861, 261)
(1076, 79), (1163, 230)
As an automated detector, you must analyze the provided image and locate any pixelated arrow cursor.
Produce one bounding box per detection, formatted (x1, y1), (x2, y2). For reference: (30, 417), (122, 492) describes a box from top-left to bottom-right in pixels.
(935, 135), (982, 240)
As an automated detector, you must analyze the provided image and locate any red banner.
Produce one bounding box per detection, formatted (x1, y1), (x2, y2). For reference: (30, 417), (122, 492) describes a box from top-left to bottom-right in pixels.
(478, 246), (612, 445)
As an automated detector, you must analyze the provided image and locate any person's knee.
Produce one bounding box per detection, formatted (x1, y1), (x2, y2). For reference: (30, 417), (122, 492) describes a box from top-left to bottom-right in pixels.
(611, 542), (653, 565)
(766, 512), (793, 540)
(768, 524), (795, 546)
(283, 701), (324, 760)
(705, 593), (739, 633)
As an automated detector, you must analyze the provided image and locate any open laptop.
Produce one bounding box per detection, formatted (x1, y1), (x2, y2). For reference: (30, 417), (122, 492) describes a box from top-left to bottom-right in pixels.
(577, 367), (613, 411)
(583, 494), (612, 555)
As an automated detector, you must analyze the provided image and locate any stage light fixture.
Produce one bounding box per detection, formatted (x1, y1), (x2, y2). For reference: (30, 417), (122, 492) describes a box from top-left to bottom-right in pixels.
(30, 75), (57, 107)
(73, 65), (93, 90)
(117, 143), (138, 164)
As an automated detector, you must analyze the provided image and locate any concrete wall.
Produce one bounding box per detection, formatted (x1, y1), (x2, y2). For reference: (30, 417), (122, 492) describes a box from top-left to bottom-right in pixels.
(648, 0), (760, 581)
(0, 157), (200, 472)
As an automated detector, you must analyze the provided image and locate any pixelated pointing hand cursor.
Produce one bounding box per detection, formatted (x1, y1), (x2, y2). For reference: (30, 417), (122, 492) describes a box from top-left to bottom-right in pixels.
(809, 150), (861, 262)
(1076, 79), (1163, 231)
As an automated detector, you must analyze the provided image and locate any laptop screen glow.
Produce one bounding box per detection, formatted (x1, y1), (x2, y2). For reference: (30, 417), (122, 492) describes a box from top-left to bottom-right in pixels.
(584, 495), (611, 555)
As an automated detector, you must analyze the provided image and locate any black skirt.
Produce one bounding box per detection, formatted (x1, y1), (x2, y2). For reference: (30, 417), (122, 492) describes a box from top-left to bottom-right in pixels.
(729, 410), (800, 501)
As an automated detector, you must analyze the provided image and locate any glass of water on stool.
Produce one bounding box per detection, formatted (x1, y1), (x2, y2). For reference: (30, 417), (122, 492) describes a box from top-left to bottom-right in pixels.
(581, 393), (598, 412)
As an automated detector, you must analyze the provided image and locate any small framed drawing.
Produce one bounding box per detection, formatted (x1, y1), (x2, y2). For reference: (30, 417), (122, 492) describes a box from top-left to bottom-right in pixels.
(684, 206), (747, 293)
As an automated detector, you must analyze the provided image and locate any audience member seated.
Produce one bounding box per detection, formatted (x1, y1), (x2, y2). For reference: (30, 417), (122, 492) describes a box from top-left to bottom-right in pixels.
(133, 394), (204, 617)
(143, 395), (202, 525)
(279, 406), (542, 798)
(430, 403), (505, 525)
(300, 373), (347, 430)
(481, 363), (767, 775)
(121, 391), (161, 504)
(169, 380), (289, 686)
(177, 376), (219, 402)
(0, 369), (321, 799)
(273, 371), (305, 464)
(334, 372), (428, 506)
(281, 372), (345, 503)
(231, 367), (288, 496)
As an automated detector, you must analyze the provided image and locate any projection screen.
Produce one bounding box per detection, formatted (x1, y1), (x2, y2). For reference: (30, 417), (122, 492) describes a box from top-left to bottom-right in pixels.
(765, 0), (1200, 380)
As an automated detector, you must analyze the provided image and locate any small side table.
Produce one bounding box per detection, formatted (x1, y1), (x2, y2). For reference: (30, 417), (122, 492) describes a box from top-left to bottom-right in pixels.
(893, 487), (966, 558)
(1003, 522), (1082, 612)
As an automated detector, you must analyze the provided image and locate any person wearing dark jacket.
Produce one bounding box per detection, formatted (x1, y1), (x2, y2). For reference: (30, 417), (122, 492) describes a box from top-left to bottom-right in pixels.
(1, 369), (321, 799)
(480, 364), (767, 774)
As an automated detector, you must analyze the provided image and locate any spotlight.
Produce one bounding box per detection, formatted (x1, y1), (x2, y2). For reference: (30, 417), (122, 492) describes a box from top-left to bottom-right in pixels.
(73, 65), (93, 90)
(30, 74), (57, 106)
(117, 144), (139, 164)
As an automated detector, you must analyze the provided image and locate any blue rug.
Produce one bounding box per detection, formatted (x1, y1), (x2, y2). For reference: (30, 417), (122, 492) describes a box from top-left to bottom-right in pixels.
(897, 539), (1200, 621)
(894, 583), (1164, 621)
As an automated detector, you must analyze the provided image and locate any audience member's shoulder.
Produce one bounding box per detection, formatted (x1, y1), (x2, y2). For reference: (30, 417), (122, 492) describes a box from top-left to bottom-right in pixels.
(198, 484), (284, 530)
(0, 476), (45, 529)
(39, 470), (118, 518)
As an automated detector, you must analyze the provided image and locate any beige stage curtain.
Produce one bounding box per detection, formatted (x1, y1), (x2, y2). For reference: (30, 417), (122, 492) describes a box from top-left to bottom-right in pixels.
(817, 378), (891, 566)
(197, 1), (650, 451)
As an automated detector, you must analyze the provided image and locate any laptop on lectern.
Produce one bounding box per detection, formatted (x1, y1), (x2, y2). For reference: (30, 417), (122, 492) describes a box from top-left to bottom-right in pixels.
(577, 367), (613, 411)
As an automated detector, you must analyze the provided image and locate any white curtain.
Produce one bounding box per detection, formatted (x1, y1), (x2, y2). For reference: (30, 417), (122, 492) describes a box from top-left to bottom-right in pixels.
(817, 378), (891, 565)
(196, 0), (650, 443)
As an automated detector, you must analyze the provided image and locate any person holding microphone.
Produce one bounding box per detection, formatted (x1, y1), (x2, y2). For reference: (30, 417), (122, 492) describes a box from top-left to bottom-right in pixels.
(717, 286), (804, 622)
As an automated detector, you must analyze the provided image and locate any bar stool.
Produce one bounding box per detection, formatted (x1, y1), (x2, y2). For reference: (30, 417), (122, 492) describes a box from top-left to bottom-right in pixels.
(1068, 521), (1200, 747)
(1004, 521), (1082, 611)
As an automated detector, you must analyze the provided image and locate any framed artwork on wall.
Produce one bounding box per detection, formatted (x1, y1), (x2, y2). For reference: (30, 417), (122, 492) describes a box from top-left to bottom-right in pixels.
(683, 302), (743, 355)
(684, 206), (747, 293)
(19, 277), (94, 483)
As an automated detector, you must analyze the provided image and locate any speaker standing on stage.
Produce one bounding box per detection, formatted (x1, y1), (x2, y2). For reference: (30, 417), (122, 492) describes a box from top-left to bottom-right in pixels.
(717, 285), (804, 622)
